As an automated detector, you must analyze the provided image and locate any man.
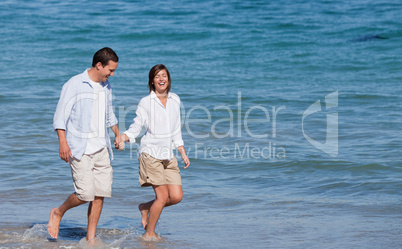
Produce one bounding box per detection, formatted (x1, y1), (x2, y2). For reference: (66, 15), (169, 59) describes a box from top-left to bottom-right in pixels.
(47, 47), (122, 242)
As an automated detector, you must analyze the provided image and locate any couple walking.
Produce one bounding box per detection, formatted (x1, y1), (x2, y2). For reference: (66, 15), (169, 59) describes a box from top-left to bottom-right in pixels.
(47, 47), (190, 243)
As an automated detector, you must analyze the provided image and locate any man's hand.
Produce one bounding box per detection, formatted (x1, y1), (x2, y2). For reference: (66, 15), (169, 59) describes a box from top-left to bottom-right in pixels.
(114, 135), (124, 151)
(56, 129), (71, 162)
(59, 142), (72, 162)
(111, 125), (124, 151)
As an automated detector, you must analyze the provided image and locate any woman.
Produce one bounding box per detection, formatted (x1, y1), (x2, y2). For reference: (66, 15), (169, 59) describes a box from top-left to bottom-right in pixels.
(121, 64), (190, 240)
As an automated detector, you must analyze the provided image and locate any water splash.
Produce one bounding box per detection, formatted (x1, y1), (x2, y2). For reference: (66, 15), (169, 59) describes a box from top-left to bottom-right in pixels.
(78, 237), (108, 249)
(22, 224), (48, 241)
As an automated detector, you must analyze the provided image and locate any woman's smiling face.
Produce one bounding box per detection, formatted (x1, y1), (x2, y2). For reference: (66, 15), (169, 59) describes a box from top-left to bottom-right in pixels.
(153, 69), (169, 94)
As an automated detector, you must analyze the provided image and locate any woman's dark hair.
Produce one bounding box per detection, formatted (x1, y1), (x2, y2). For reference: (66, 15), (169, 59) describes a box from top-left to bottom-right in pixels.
(92, 47), (119, 67)
(148, 64), (171, 93)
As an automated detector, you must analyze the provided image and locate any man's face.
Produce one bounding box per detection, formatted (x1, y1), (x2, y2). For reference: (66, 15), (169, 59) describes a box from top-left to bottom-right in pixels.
(97, 61), (118, 82)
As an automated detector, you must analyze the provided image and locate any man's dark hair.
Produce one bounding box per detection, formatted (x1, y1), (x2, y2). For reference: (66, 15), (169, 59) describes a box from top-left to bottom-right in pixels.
(92, 47), (119, 67)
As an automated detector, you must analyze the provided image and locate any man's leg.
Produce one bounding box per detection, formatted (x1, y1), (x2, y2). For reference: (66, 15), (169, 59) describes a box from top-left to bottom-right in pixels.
(48, 193), (87, 239)
(86, 196), (104, 241)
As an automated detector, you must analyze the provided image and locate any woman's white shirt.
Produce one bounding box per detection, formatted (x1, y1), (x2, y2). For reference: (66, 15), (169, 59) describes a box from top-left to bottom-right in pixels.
(124, 91), (184, 160)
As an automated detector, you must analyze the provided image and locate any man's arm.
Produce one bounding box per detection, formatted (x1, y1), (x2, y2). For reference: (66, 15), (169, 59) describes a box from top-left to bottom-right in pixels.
(56, 129), (72, 163)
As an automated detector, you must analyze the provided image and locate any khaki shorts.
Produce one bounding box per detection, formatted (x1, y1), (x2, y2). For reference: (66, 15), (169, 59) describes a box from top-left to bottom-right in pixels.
(138, 153), (181, 187)
(69, 147), (113, 201)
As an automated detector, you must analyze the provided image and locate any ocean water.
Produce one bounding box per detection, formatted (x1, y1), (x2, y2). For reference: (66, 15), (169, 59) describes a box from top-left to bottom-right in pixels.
(1, 0), (401, 248)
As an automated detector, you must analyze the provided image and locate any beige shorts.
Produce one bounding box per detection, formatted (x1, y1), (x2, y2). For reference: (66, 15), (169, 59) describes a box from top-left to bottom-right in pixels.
(138, 153), (181, 187)
(69, 147), (113, 201)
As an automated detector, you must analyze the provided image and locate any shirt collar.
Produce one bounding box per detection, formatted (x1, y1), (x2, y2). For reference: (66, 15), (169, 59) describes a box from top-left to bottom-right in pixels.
(150, 91), (171, 99)
(82, 69), (106, 87)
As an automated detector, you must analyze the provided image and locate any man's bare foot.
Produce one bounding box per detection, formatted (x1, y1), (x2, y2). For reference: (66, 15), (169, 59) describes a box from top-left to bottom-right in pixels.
(138, 204), (149, 229)
(47, 208), (62, 239)
(142, 232), (160, 241)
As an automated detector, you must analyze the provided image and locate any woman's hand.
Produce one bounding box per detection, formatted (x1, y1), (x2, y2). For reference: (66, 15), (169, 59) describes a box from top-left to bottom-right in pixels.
(118, 141), (125, 150)
(181, 154), (190, 169)
(178, 146), (190, 169)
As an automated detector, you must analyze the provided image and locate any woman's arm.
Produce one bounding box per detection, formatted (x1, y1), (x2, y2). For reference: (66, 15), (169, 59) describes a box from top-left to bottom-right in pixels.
(123, 102), (147, 143)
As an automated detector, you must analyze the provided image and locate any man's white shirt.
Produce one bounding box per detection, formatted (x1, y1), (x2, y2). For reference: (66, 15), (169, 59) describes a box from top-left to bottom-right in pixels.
(84, 80), (106, 155)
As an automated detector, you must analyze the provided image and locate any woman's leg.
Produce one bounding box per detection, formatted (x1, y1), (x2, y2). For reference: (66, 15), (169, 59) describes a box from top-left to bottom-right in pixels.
(138, 200), (153, 229)
(165, 184), (183, 207)
(144, 184), (169, 239)
(139, 184), (183, 230)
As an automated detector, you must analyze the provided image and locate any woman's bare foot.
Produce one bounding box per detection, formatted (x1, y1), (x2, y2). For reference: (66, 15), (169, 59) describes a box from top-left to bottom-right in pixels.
(138, 203), (149, 229)
(142, 232), (160, 241)
(47, 208), (62, 239)
(79, 237), (106, 249)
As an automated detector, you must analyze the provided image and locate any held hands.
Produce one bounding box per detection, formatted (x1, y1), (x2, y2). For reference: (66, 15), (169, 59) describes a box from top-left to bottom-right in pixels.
(114, 133), (129, 151)
(118, 141), (125, 150)
(114, 134), (125, 151)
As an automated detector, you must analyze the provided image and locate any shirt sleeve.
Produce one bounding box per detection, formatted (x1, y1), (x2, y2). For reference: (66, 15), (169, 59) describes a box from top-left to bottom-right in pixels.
(53, 80), (75, 131)
(171, 98), (184, 148)
(172, 129), (184, 148)
(106, 87), (118, 127)
(123, 102), (147, 143)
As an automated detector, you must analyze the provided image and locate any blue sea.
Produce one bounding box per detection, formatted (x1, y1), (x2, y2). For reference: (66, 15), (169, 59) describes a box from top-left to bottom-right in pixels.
(1, 0), (401, 248)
